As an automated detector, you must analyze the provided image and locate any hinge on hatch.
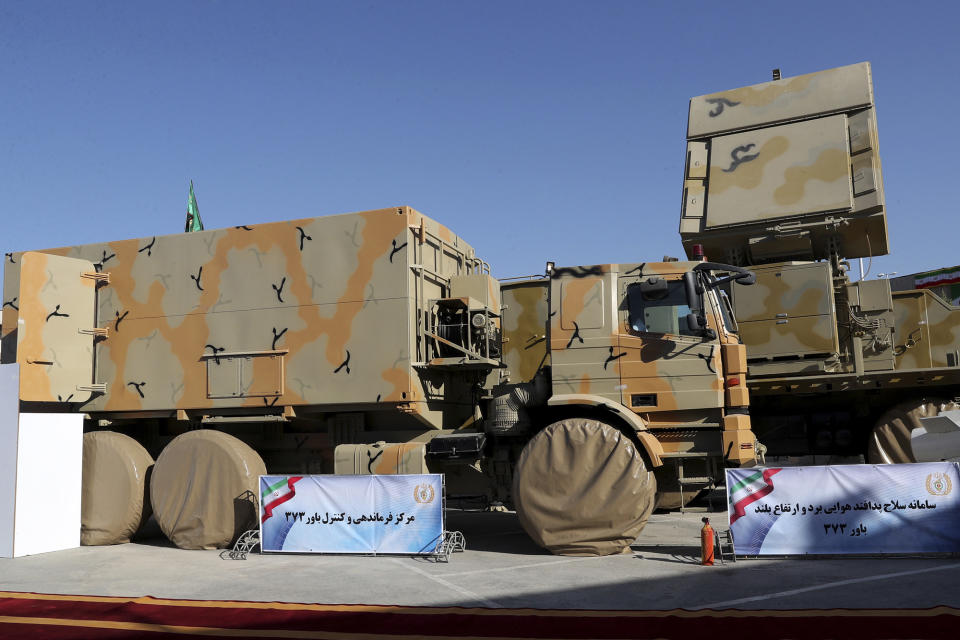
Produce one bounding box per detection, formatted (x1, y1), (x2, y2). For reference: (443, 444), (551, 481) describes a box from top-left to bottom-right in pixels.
(82, 272), (110, 285)
(77, 383), (107, 393)
(78, 327), (109, 338)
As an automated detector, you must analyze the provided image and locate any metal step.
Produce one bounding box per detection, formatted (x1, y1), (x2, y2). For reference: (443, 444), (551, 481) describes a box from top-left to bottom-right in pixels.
(659, 451), (711, 459)
(678, 476), (713, 485)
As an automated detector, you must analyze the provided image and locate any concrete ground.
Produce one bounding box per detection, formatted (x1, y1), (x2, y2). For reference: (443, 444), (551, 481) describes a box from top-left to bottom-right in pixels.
(2, 497), (958, 611)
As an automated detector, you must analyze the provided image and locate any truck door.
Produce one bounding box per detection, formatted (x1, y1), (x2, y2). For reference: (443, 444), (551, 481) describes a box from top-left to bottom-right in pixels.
(16, 252), (101, 403)
(548, 271), (621, 404)
(617, 275), (723, 416)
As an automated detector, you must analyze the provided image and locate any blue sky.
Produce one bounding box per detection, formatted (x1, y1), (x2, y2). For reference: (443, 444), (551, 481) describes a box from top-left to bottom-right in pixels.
(2, 1), (957, 280)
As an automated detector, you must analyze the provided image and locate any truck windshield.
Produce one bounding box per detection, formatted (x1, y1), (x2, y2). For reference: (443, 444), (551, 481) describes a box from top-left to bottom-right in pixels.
(627, 281), (697, 336)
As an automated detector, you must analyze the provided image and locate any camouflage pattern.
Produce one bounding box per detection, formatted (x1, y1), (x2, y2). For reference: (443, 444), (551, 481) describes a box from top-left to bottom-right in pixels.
(729, 261), (841, 375)
(4, 204), (757, 487)
(683, 63), (895, 383)
(3, 207), (490, 431)
(705, 115), (853, 229)
(680, 62), (887, 265)
(333, 442), (429, 475)
(724, 258), (903, 379)
(846, 277), (897, 373)
(687, 62), (873, 138)
(548, 262), (729, 414)
(13, 252), (100, 402)
(892, 289), (960, 370)
(500, 279), (549, 384)
(685, 62), (960, 460)
(503, 261), (756, 466)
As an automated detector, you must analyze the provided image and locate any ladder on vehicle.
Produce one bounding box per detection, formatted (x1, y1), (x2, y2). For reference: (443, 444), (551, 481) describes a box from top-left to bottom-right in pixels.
(662, 451), (719, 513)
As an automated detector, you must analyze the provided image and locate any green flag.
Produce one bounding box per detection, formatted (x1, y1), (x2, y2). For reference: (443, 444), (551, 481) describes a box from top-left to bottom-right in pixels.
(185, 180), (203, 232)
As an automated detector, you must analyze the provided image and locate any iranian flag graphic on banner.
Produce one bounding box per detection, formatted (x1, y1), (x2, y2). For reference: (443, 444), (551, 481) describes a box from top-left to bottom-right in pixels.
(915, 266), (960, 289)
(261, 476), (303, 523)
(728, 468), (782, 524)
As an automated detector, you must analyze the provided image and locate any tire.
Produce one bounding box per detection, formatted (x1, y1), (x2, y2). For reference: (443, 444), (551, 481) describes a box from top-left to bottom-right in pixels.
(512, 417), (657, 556)
(150, 430), (266, 550)
(867, 398), (959, 464)
(81, 431), (154, 545)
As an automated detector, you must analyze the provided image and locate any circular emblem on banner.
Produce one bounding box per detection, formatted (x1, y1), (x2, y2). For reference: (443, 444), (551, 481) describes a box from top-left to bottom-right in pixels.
(414, 483), (435, 504)
(926, 472), (953, 497)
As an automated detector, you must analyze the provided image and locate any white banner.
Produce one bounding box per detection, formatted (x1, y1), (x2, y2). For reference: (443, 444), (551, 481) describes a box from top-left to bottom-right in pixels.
(726, 463), (960, 555)
(259, 474), (444, 555)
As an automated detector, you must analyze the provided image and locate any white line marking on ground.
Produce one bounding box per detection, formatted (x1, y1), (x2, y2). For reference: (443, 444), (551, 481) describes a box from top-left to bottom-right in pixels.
(393, 559), (502, 608)
(444, 556), (604, 578)
(697, 562), (960, 609)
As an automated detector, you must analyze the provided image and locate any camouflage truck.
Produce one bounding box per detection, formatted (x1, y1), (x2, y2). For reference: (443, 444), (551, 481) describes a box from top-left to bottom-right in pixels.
(2, 206), (757, 555)
(678, 62), (960, 464)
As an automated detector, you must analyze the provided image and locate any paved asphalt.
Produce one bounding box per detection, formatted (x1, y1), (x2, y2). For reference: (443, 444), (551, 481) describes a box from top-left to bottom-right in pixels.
(1, 500), (957, 611)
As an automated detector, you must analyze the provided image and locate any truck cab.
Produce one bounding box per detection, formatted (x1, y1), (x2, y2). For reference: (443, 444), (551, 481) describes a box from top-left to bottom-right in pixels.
(498, 259), (757, 513)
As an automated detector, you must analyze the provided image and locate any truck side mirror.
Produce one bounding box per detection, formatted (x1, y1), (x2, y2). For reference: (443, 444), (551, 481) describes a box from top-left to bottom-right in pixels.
(683, 271), (701, 305)
(693, 262), (756, 287)
(682, 272), (716, 339)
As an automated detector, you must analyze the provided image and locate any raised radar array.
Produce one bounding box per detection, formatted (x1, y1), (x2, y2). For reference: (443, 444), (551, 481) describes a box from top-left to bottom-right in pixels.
(679, 62), (887, 266)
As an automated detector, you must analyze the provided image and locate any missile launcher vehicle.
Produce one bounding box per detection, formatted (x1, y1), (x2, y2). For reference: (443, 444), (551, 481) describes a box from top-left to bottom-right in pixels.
(2, 206), (757, 555)
(679, 62), (960, 463)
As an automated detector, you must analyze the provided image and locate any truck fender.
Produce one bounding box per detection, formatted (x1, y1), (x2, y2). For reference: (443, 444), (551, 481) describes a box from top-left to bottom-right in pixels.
(546, 393), (663, 467)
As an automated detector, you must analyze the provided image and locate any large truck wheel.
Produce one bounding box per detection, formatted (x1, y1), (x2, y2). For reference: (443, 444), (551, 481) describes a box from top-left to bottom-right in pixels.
(512, 417), (656, 556)
(81, 431), (154, 545)
(867, 398), (959, 464)
(150, 430), (266, 550)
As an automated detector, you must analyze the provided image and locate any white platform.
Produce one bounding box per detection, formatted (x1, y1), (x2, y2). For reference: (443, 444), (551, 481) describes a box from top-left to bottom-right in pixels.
(0, 364), (83, 557)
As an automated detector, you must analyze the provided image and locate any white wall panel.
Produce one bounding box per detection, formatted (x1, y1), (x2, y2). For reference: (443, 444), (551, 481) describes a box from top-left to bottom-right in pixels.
(0, 363), (83, 557)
